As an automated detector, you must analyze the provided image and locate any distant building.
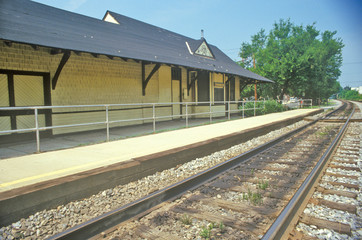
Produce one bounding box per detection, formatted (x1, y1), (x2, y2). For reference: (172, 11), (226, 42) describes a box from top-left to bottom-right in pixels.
(351, 86), (362, 94)
(0, 0), (272, 142)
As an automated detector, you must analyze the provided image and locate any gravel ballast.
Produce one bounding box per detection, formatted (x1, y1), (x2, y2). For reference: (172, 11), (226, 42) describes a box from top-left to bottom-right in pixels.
(1, 120), (313, 239)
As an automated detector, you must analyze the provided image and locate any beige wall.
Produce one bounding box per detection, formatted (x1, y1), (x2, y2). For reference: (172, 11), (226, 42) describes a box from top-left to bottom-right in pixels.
(0, 41), (241, 134)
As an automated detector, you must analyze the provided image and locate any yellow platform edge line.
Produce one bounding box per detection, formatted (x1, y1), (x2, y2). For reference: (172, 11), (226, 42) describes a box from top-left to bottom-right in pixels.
(0, 157), (117, 188)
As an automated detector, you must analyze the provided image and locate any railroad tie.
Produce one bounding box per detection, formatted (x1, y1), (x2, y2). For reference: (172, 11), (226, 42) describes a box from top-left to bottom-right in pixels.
(309, 198), (357, 214)
(299, 214), (351, 236)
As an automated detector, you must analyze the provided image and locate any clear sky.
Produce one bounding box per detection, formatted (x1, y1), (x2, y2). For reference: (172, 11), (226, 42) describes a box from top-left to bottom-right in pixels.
(32, 0), (362, 88)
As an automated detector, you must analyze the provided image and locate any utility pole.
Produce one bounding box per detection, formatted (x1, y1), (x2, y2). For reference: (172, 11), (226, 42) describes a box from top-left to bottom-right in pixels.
(253, 54), (257, 100)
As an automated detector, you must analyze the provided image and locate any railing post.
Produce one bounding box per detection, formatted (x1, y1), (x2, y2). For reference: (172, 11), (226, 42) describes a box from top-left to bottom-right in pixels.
(185, 103), (189, 128)
(209, 101), (212, 123)
(34, 108), (40, 153)
(106, 105), (109, 142)
(228, 101), (230, 120)
(153, 103), (156, 133)
(254, 100), (256, 116)
(242, 101), (245, 119)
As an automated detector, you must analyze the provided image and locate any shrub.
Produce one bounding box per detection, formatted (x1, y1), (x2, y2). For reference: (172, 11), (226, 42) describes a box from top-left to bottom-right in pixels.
(239, 100), (284, 117)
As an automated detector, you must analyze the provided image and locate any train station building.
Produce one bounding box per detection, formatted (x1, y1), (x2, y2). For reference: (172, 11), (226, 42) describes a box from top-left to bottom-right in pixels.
(0, 0), (272, 141)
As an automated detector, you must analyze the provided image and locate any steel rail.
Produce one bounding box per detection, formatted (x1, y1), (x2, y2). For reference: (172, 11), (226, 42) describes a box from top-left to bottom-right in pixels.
(261, 104), (355, 240)
(47, 119), (322, 239)
(48, 103), (346, 240)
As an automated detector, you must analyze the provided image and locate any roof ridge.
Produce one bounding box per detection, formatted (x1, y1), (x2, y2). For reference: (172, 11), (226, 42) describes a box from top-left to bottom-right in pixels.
(106, 11), (197, 42)
(0, 0), (273, 83)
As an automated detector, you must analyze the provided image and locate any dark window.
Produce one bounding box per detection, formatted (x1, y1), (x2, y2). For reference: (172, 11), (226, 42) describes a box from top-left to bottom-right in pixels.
(226, 77), (235, 101)
(214, 88), (224, 102)
(171, 67), (181, 80)
(197, 71), (209, 102)
(230, 78), (235, 101)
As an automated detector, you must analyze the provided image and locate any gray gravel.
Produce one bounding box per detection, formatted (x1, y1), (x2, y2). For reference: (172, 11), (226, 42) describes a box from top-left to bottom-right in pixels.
(0, 118), (336, 240)
(296, 122), (362, 240)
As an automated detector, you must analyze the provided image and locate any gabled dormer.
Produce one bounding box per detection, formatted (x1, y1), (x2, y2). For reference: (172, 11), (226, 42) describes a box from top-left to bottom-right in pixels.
(103, 11), (120, 24)
(194, 40), (214, 58)
(186, 37), (215, 59)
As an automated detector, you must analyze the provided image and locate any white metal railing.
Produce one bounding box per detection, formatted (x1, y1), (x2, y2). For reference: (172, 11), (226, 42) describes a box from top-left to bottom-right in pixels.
(277, 99), (313, 109)
(0, 100), (269, 153)
(300, 99), (313, 108)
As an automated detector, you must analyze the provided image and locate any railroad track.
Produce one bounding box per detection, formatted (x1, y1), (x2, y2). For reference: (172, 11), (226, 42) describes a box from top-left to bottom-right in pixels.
(288, 116), (361, 239)
(47, 102), (360, 240)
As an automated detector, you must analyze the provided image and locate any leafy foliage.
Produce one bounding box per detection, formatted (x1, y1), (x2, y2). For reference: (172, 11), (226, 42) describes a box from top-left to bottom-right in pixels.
(239, 19), (343, 102)
(339, 89), (361, 101)
(241, 100), (284, 117)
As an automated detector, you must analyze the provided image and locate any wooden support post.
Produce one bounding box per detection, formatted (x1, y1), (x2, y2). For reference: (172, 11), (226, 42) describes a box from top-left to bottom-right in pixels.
(240, 79), (253, 93)
(31, 45), (39, 50)
(4, 41), (12, 47)
(52, 51), (71, 90)
(187, 71), (198, 94)
(142, 62), (161, 96)
(253, 54), (257, 100)
(50, 49), (62, 55)
(254, 83), (257, 100)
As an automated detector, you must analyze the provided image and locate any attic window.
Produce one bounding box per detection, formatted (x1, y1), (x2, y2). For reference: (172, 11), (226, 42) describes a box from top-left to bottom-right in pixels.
(103, 12), (120, 24)
(195, 41), (214, 58)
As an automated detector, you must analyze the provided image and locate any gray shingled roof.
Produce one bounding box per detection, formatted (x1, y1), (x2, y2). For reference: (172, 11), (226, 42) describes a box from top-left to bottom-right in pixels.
(0, 0), (273, 83)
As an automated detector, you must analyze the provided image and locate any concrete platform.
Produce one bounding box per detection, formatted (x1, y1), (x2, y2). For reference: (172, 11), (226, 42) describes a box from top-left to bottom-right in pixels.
(0, 108), (322, 226)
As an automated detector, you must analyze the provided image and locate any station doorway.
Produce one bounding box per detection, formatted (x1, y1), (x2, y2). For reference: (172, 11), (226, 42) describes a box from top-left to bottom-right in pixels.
(0, 70), (52, 143)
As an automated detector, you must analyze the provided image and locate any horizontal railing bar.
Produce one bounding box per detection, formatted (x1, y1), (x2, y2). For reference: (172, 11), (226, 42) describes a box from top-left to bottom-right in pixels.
(0, 128), (37, 134)
(0, 99), (312, 111)
(0, 100), (267, 111)
(1, 99), (300, 152)
(25, 121), (108, 132)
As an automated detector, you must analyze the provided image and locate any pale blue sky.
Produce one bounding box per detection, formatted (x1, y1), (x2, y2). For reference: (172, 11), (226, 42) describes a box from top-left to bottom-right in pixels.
(32, 0), (362, 88)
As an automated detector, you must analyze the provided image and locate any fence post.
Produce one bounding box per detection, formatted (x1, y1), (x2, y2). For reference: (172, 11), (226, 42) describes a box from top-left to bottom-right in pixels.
(209, 101), (212, 123)
(242, 101), (245, 119)
(153, 104), (156, 133)
(106, 105), (109, 142)
(254, 100), (256, 116)
(263, 99), (266, 114)
(228, 101), (231, 120)
(34, 108), (40, 153)
(185, 103), (188, 128)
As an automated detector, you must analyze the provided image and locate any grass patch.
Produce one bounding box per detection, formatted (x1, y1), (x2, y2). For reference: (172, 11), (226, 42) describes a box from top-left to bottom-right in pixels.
(257, 179), (269, 190)
(199, 226), (211, 239)
(242, 188), (264, 205)
(180, 214), (192, 225)
(199, 221), (226, 239)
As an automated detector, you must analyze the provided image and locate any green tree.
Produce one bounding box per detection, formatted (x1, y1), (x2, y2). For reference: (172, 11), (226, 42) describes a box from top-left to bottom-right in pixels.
(239, 19), (343, 102)
(339, 88), (362, 101)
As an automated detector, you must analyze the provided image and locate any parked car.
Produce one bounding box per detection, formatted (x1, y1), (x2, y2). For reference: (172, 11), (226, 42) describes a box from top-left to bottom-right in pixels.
(289, 97), (298, 103)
